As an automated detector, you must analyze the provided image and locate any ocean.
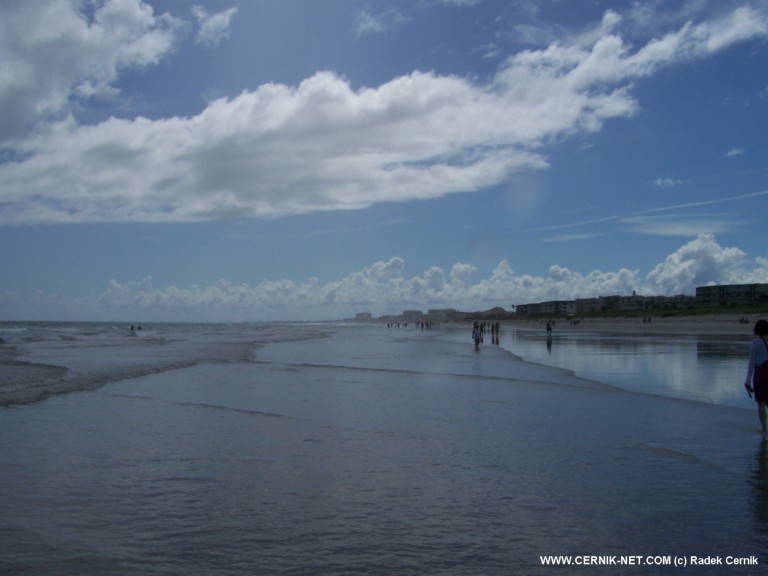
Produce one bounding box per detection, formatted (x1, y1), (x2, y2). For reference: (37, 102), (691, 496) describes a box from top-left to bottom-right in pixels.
(492, 323), (755, 409)
(0, 321), (765, 574)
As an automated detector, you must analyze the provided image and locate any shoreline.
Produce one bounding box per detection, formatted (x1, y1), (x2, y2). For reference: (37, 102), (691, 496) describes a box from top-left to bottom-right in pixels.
(505, 312), (762, 336)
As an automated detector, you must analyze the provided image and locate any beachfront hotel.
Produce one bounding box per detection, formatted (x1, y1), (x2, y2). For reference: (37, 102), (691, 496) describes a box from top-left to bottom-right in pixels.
(509, 283), (768, 318)
(695, 283), (768, 307)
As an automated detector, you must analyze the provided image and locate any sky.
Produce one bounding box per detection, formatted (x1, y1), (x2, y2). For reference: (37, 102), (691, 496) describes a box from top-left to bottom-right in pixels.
(1, 0), (768, 322)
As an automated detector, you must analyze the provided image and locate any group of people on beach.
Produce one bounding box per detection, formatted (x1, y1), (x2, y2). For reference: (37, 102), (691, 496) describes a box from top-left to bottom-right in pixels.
(471, 321), (500, 350)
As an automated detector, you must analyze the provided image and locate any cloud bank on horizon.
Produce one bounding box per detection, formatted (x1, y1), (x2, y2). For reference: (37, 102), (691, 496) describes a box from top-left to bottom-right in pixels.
(1, 0), (768, 321)
(8, 233), (766, 322)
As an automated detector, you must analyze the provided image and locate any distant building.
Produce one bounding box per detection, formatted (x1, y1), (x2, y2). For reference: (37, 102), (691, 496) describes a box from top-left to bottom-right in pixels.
(516, 300), (575, 316)
(575, 294), (694, 314)
(354, 312), (373, 322)
(696, 284), (768, 307)
(427, 308), (459, 322)
(401, 309), (426, 322)
(516, 293), (695, 317)
(376, 284), (768, 324)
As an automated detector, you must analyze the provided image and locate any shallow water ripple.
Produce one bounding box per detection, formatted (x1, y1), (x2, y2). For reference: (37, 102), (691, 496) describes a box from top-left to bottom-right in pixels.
(1, 324), (767, 573)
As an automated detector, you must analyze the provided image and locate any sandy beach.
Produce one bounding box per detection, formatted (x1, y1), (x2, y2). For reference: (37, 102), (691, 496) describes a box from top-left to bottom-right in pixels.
(509, 312), (761, 336)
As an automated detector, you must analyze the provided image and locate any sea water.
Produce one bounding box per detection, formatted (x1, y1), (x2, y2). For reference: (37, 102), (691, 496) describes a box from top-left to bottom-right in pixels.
(0, 322), (766, 574)
(488, 324), (754, 409)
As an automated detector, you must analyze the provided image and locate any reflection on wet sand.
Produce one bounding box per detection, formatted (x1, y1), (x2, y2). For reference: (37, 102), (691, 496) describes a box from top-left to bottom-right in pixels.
(750, 442), (768, 537)
(501, 325), (755, 408)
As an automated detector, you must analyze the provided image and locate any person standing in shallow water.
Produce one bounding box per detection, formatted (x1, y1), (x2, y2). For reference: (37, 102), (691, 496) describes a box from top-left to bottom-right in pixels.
(472, 323), (482, 351)
(745, 319), (768, 441)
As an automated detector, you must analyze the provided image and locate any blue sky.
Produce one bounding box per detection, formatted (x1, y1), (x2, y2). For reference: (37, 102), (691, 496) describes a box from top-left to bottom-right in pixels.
(1, 0), (768, 322)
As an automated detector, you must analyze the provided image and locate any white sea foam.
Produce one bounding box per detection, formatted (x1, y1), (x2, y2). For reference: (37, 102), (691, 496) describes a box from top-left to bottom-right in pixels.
(0, 322), (329, 406)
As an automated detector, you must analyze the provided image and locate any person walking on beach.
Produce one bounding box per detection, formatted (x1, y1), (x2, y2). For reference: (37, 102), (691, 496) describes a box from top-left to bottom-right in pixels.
(472, 322), (482, 351)
(745, 319), (768, 440)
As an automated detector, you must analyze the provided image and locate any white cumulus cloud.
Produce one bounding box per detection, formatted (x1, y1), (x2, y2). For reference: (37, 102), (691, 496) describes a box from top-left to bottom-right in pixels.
(0, 0), (181, 141)
(2, 3), (767, 224)
(644, 233), (765, 294)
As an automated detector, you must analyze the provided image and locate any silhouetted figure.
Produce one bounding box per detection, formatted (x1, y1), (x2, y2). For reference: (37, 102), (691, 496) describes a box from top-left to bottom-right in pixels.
(472, 322), (482, 351)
